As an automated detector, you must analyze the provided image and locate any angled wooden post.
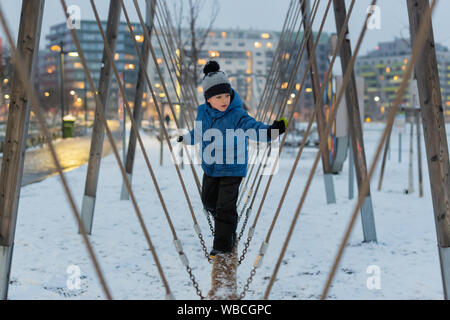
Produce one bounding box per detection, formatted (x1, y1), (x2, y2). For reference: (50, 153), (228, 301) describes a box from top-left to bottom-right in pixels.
(407, 0), (450, 299)
(80, 0), (121, 234)
(301, 0), (336, 204)
(120, 0), (156, 200)
(333, 0), (377, 242)
(0, 0), (45, 300)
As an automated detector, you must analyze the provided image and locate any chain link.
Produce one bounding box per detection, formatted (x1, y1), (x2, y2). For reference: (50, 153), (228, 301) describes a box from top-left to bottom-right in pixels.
(239, 267), (257, 300)
(197, 232), (212, 263)
(238, 236), (252, 265)
(237, 208), (251, 243)
(203, 209), (215, 236)
(186, 265), (205, 300)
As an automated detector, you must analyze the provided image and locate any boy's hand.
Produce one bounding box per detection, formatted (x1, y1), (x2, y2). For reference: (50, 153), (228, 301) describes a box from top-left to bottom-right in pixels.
(271, 117), (287, 135)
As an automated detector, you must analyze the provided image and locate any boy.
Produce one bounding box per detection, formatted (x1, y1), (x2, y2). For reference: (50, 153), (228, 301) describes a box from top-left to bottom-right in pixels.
(177, 60), (286, 258)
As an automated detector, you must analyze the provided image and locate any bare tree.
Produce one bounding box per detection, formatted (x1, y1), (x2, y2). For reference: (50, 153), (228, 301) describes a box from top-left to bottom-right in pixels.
(172, 0), (219, 88)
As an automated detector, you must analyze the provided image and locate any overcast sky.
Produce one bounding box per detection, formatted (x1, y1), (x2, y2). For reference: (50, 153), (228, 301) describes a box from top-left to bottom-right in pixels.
(0, 0), (449, 57)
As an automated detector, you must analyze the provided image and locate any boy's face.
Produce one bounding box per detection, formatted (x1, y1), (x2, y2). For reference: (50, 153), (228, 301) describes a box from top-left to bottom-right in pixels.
(207, 93), (231, 112)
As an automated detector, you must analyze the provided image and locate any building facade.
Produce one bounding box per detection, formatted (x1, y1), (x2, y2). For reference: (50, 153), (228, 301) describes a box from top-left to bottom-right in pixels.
(39, 20), (144, 122)
(355, 38), (450, 121)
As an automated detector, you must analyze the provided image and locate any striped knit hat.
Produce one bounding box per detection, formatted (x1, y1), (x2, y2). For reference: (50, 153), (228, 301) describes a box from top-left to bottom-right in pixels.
(202, 60), (232, 100)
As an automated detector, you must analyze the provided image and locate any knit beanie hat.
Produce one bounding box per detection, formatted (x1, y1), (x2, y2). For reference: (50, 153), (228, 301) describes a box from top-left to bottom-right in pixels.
(202, 60), (232, 100)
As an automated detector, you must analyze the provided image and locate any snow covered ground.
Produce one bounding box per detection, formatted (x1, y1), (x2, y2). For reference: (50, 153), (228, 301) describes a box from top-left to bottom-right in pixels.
(7, 123), (445, 300)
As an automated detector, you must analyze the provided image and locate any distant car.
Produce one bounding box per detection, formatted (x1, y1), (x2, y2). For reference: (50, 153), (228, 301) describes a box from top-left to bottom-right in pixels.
(308, 127), (320, 146)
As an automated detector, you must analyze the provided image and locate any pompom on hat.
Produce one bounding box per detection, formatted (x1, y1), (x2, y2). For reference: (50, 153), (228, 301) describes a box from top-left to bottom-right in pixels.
(201, 60), (232, 100)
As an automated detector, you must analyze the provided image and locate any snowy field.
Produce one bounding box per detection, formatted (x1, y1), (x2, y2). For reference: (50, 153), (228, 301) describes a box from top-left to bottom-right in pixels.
(8, 123), (445, 300)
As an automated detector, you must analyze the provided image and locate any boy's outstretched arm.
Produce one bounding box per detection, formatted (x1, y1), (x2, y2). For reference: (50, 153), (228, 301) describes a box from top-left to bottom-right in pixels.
(177, 110), (202, 145)
(236, 110), (287, 142)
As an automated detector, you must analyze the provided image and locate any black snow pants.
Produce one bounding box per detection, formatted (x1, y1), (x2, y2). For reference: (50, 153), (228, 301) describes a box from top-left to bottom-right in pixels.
(201, 173), (243, 252)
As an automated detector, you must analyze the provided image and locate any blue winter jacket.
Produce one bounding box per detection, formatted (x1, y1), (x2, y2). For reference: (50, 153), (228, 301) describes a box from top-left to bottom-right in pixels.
(183, 89), (273, 177)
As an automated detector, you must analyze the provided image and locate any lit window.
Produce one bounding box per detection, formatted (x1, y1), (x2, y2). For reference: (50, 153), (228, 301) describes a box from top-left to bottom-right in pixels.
(254, 42), (262, 48)
(266, 42), (273, 48)
(209, 50), (220, 58)
(261, 33), (270, 39)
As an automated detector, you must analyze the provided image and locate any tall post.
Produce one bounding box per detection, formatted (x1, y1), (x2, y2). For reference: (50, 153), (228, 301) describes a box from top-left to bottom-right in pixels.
(333, 0), (377, 242)
(121, 0), (155, 200)
(348, 141), (354, 199)
(83, 73), (88, 134)
(122, 72), (126, 168)
(407, 0), (450, 299)
(407, 120), (414, 193)
(0, 0), (45, 299)
(59, 41), (65, 137)
(80, 0), (121, 234)
(301, 0), (336, 204)
(416, 111), (423, 197)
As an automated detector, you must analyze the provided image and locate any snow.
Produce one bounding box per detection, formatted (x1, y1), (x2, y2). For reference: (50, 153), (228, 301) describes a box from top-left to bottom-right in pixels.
(7, 123), (445, 300)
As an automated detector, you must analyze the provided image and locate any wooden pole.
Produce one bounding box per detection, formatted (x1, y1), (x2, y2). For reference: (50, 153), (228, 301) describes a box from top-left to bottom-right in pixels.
(407, 0), (450, 299)
(80, 0), (121, 234)
(333, 0), (377, 242)
(0, 0), (45, 299)
(301, 0), (336, 204)
(120, 0), (155, 200)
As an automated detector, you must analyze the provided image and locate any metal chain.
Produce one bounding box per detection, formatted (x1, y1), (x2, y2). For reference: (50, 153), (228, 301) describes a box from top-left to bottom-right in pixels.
(237, 208), (251, 243)
(197, 232), (212, 263)
(186, 266), (205, 300)
(239, 267), (257, 300)
(238, 235), (252, 265)
(203, 208), (215, 236)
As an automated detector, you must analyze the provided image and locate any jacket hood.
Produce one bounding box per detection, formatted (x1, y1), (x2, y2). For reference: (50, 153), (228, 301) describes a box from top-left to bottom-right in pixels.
(203, 88), (243, 119)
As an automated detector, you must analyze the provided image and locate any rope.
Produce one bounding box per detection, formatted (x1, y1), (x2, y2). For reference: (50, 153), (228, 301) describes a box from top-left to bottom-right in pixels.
(60, 0), (173, 299)
(237, 0), (323, 265)
(119, 0), (213, 265)
(238, 0), (336, 299)
(320, 0), (438, 300)
(237, 0), (303, 205)
(89, 0), (206, 298)
(0, 2), (112, 300)
(237, 0), (316, 211)
(264, 0), (377, 299)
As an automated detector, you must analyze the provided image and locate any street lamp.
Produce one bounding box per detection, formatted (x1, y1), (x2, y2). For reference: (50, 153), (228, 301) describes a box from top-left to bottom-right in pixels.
(50, 41), (79, 138)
